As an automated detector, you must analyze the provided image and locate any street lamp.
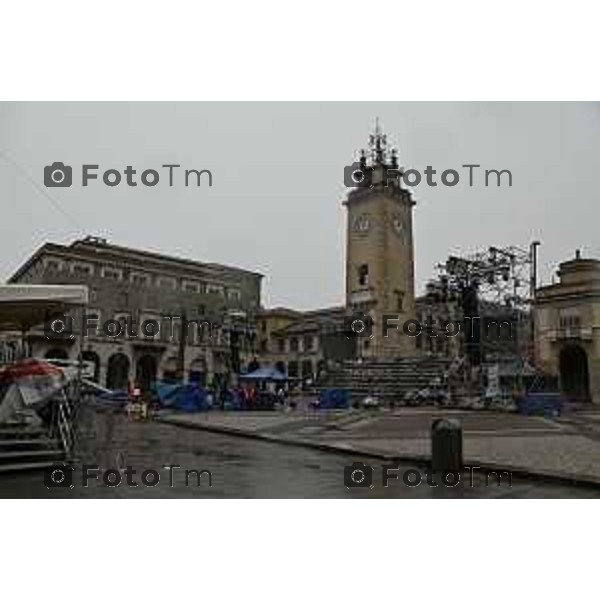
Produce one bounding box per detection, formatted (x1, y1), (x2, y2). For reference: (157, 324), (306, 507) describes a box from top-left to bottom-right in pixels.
(223, 308), (257, 384)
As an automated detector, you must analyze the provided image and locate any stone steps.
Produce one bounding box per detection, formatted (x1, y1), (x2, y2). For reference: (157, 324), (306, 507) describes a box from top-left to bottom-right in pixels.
(0, 423), (66, 474)
(321, 357), (450, 402)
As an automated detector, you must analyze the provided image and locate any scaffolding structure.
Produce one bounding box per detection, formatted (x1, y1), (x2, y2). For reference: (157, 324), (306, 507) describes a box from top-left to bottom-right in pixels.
(426, 243), (540, 403)
(433, 245), (537, 308)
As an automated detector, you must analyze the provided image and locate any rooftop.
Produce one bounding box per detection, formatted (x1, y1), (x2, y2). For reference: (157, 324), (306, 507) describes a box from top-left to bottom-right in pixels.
(8, 236), (264, 283)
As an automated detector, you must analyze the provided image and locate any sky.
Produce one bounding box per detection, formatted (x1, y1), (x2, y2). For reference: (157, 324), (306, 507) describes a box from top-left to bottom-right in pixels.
(1, 102), (599, 310)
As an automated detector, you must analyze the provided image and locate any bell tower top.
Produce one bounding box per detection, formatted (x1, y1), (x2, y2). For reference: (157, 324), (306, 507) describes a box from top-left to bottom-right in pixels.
(347, 120), (413, 200)
(369, 117), (391, 166)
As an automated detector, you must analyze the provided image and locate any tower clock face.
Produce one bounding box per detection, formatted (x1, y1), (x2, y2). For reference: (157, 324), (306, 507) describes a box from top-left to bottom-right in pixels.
(353, 214), (370, 232)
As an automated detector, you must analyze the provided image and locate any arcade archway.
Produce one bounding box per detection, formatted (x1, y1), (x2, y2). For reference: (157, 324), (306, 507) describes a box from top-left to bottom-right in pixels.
(81, 350), (100, 382)
(106, 353), (130, 390)
(136, 354), (158, 391)
(559, 345), (590, 401)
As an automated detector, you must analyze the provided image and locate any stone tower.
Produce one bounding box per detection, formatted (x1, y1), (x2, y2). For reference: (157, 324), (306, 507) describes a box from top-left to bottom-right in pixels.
(344, 125), (416, 358)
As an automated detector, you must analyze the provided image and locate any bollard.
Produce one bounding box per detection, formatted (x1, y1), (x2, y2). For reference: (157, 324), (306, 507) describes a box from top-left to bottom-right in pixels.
(431, 418), (463, 472)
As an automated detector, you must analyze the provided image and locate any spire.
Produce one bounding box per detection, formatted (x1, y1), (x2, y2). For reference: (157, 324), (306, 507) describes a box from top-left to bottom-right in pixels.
(351, 120), (410, 196)
(369, 117), (388, 165)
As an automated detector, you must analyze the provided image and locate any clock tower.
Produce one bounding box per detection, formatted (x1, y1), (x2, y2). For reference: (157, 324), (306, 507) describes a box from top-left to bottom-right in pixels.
(344, 125), (416, 358)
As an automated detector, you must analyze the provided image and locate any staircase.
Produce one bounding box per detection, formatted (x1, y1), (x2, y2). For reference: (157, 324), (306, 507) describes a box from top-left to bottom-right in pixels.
(0, 397), (77, 474)
(321, 356), (450, 403)
(0, 423), (65, 474)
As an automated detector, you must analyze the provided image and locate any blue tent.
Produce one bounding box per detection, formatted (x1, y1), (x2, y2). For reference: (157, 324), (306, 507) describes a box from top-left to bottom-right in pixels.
(155, 382), (210, 412)
(318, 388), (349, 409)
(517, 392), (564, 417)
(239, 366), (287, 381)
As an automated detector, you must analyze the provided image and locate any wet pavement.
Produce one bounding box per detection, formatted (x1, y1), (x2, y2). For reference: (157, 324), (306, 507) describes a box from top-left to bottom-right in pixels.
(159, 407), (600, 485)
(0, 409), (598, 498)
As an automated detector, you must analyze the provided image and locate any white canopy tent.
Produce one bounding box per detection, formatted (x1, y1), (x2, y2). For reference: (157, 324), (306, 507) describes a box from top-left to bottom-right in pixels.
(0, 285), (88, 424)
(0, 284), (88, 331)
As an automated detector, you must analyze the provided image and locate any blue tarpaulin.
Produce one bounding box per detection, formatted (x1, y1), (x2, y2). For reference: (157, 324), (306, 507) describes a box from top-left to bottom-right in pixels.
(517, 393), (564, 417)
(156, 382), (210, 412)
(318, 388), (349, 409)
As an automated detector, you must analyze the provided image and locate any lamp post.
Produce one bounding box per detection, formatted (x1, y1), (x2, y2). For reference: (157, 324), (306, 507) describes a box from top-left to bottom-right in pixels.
(224, 308), (257, 385)
(176, 308), (188, 383)
(529, 240), (541, 366)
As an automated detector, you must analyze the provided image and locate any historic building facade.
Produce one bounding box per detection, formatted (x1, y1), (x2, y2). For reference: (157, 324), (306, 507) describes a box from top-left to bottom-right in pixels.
(535, 252), (600, 403)
(4, 127), (536, 393)
(256, 306), (347, 386)
(8, 236), (263, 389)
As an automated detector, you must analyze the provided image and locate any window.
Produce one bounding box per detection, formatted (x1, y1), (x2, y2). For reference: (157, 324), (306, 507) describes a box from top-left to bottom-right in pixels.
(290, 337), (299, 352)
(44, 258), (63, 271)
(287, 361), (299, 378)
(394, 290), (404, 312)
(303, 335), (314, 352)
(302, 360), (313, 379)
(101, 266), (122, 281)
(171, 321), (181, 343)
(559, 314), (581, 329)
(207, 284), (225, 296)
(353, 214), (370, 232)
(71, 262), (94, 277)
(182, 280), (201, 293)
(277, 338), (285, 353)
(358, 264), (369, 286)
(195, 322), (210, 344)
(130, 272), (151, 286)
(227, 289), (241, 302)
(157, 276), (177, 290)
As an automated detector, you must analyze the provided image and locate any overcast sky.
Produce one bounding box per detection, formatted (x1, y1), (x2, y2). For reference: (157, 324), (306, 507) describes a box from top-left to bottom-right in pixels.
(1, 102), (599, 310)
